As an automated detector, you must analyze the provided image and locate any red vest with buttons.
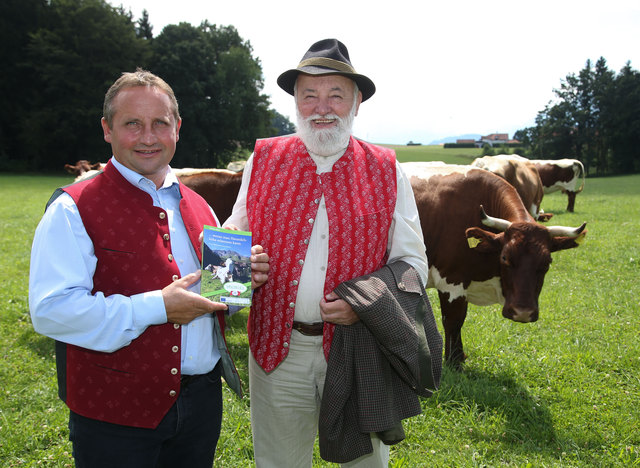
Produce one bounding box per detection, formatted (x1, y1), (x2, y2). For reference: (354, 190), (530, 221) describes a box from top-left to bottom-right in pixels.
(59, 161), (220, 428)
(247, 135), (397, 372)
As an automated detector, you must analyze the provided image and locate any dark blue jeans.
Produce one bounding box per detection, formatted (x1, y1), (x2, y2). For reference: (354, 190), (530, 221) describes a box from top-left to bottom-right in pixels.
(69, 364), (222, 468)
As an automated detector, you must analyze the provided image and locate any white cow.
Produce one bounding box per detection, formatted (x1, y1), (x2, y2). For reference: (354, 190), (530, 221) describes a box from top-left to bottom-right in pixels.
(215, 258), (234, 284)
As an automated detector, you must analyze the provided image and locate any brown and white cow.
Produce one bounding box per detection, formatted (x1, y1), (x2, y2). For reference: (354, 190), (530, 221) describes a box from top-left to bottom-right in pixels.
(402, 162), (587, 367)
(64, 160), (106, 181)
(529, 159), (585, 212)
(471, 154), (550, 221)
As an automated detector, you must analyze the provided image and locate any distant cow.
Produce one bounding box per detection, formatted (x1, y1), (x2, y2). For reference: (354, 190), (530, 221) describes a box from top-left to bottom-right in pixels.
(471, 154), (550, 220)
(529, 159), (585, 212)
(64, 160), (106, 182)
(175, 168), (243, 224)
(402, 162), (586, 367)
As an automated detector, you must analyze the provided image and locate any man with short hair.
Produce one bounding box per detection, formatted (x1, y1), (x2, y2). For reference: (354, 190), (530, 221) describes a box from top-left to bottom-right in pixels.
(29, 68), (269, 467)
(225, 39), (430, 467)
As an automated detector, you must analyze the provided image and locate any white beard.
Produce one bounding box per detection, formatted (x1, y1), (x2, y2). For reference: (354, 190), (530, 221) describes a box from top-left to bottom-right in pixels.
(296, 104), (356, 157)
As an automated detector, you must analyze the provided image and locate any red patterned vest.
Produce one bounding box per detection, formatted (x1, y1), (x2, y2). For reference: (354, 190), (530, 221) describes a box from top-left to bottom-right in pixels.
(59, 161), (226, 429)
(247, 135), (397, 372)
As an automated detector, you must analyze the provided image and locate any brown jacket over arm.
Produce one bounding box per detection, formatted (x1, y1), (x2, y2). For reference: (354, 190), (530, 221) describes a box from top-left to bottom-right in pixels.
(319, 261), (443, 463)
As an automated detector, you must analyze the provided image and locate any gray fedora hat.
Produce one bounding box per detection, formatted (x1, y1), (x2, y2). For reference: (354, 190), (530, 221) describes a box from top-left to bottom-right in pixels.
(277, 38), (376, 102)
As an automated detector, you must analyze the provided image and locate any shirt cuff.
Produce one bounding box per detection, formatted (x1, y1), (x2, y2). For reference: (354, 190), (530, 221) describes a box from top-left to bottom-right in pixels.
(131, 290), (167, 327)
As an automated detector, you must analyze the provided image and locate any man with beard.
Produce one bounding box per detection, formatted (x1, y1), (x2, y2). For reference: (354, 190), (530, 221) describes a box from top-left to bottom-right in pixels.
(224, 39), (428, 467)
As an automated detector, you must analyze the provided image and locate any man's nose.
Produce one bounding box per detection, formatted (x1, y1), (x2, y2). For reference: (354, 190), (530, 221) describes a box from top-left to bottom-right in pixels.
(140, 125), (156, 144)
(314, 98), (332, 115)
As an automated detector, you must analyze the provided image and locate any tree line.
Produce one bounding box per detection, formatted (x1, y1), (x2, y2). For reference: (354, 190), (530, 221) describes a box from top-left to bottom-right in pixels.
(0, 0), (295, 172)
(2, 1), (637, 175)
(514, 58), (640, 175)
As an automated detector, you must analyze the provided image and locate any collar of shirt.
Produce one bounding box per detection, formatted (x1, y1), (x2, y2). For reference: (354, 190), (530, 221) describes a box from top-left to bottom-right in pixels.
(308, 150), (344, 174)
(110, 157), (181, 203)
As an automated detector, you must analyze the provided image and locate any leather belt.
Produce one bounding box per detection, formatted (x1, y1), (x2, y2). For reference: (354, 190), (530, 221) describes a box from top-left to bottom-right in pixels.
(292, 321), (324, 336)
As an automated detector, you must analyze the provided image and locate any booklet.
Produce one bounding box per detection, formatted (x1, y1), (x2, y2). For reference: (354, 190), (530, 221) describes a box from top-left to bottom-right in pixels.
(201, 225), (252, 308)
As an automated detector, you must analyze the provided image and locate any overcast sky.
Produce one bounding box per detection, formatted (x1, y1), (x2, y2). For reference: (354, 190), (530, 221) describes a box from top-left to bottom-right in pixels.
(115, 0), (639, 145)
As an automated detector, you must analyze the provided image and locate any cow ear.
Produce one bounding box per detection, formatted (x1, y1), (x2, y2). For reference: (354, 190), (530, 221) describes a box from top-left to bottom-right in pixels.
(550, 231), (586, 252)
(465, 227), (503, 253)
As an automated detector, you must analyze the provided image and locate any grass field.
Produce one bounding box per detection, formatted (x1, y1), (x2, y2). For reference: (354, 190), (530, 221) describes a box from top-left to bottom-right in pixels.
(1, 146), (639, 467)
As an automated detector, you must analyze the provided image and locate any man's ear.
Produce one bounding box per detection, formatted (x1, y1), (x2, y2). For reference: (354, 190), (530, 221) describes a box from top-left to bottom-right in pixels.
(101, 117), (112, 143)
(175, 118), (182, 142)
(354, 91), (363, 116)
(465, 227), (503, 253)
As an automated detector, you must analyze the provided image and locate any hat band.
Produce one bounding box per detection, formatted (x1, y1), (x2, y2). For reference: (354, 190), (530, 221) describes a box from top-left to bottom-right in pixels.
(297, 57), (356, 74)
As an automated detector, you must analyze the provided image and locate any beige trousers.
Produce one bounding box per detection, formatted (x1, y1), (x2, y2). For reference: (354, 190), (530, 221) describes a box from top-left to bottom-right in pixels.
(249, 330), (390, 468)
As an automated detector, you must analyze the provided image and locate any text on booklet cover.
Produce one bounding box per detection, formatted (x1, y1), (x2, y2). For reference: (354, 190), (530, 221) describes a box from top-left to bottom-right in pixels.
(201, 226), (252, 307)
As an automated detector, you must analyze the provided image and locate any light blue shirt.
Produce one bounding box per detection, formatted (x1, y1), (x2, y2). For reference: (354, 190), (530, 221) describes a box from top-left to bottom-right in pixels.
(29, 157), (220, 375)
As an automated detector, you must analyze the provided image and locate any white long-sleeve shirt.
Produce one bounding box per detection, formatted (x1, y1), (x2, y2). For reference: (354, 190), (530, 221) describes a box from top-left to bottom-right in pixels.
(224, 149), (428, 323)
(29, 157), (220, 375)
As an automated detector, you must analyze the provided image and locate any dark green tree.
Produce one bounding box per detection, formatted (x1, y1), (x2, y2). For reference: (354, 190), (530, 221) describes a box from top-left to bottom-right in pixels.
(271, 110), (296, 136)
(552, 60), (599, 171)
(22, 0), (151, 171)
(135, 9), (153, 40)
(0, 0), (47, 170)
(612, 63), (640, 172)
(533, 100), (576, 160)
(516, 57), (640, 175)
(1, 3), (307, 172)
(589, 57), (615, 173)
(150, 21), (273, 168)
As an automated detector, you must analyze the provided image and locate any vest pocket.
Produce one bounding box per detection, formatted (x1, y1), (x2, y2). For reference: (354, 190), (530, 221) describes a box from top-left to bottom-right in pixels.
(353, 207), (393, 231)
(97, 246), (137, 256)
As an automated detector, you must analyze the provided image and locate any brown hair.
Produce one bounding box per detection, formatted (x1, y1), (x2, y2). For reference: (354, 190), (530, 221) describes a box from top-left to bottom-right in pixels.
(103, 68), (180, 128)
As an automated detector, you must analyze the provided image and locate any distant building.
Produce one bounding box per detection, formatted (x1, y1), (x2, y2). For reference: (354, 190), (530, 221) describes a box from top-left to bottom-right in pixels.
(456, 133), (520, 147)
(476, 133), (520, 148)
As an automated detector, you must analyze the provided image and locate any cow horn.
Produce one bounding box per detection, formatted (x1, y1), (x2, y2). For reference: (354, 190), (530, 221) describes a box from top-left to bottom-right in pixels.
(547, 222), (587, 238)
(479, 205), (511, 232)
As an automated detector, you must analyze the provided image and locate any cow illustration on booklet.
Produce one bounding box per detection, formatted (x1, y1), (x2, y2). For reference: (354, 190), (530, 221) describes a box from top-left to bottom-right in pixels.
(201, 225), (252, 307)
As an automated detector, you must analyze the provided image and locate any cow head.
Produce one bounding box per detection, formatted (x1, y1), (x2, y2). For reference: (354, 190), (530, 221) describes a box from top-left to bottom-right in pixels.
(465, 206), (586, 323)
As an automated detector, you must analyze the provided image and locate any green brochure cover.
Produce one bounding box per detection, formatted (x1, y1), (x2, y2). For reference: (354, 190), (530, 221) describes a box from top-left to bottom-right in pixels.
(201, 225), (252, 307)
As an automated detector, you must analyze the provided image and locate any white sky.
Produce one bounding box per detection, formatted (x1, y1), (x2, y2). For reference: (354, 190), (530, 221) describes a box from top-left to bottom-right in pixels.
(115, 0), (639, 145)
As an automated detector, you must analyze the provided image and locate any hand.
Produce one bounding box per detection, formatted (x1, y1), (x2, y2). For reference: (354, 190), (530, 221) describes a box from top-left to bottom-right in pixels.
(319, 292), (359, 325)
(250, 245), (269, 290)
(162, 270), (227, 325)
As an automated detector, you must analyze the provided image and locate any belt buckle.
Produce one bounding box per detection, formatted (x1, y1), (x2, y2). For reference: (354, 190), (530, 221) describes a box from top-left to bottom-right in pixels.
(293, 321), (324, 336)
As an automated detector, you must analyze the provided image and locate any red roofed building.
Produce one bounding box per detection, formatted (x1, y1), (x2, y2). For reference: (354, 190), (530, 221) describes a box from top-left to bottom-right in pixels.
(476, 133), (520, 147)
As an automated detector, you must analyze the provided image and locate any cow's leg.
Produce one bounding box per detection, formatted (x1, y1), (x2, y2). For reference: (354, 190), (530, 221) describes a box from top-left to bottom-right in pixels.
(566, 191), (577, 212)
(439, 290), (468, 369)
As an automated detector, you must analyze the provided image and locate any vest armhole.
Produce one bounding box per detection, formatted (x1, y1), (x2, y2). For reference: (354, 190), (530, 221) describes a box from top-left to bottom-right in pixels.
(45, 188), (67, 212)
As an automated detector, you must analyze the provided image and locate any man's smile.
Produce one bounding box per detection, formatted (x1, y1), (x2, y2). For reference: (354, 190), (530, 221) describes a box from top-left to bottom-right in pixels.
(135, 148), (162, 155)
(312, 118), (336, 125)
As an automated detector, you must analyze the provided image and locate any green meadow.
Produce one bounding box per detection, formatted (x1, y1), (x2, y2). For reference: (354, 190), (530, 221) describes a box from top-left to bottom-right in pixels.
(1, 146), (639, 467)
